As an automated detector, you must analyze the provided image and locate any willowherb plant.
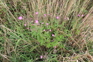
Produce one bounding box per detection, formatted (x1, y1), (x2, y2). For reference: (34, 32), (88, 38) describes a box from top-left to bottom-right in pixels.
(0, 0), (93, 62)
(25, 13), (72, 48)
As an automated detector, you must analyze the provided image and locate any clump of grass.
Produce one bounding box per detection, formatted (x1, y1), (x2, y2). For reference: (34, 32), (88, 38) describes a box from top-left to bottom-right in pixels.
(0, 0), (93, 62)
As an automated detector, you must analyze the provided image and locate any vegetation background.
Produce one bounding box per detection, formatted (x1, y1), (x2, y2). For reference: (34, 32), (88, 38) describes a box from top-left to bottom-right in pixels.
(0, 0), (93, 62)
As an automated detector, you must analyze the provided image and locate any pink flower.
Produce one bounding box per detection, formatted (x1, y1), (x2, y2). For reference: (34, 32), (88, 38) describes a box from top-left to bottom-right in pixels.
(81, 14), (84, 17)
(43, 29), (46, 31)
(66, 17), (69, 20)
(40, 55), (43, 59)
(49, 29), (51, 31)
(35, 20), (39, 24)
(64, 17), (66, 19)
(54, 46), (57, 48)
(46, 23), (49, 25)
(56, 16), (60, 19)
(26, 28), (29, 29)
(24, 24), (27, 26)
(35, 12), (38, 14)
(48, 14), (50, 15)
(52, 34), (55, 37)
(18, 16), (23, 20)
(41, 22), (44, 24)
(78, 14), (80, 17)
(32, 24), (34, 25)
(64, 17), (69, 20)
(78, 14), (84, 17)
(44, 14), (47, 17)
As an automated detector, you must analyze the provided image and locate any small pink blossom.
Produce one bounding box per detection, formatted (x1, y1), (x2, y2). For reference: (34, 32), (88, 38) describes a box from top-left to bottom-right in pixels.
(40, 55), (43, 59)
(49, 29), (51, 31)
(35, 12), (38, 14)
(35, 20), (39, 24)
(46, 23), (49, 25)
(32, 24), (34, 25)
(78, 14), (80, 17)
(66, 17), (69, 20)
(44, 14), (47, 17)
(64, 17), (69, 20)
(54, 46), (57, 48)
(26, 28), (29, 29)
(81, 14), (84, 17)
(52, 34), (55, 37)
(43, 29), (46, 31)
(64, 17), (66, 19)
(78, 14), (84, 17)
(48, 14), (50, 15)
(41, 22), (44, 24)
(18, 16), (23, 20)
(24, 24), (27, 26)
(56, 16), (60, 19)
